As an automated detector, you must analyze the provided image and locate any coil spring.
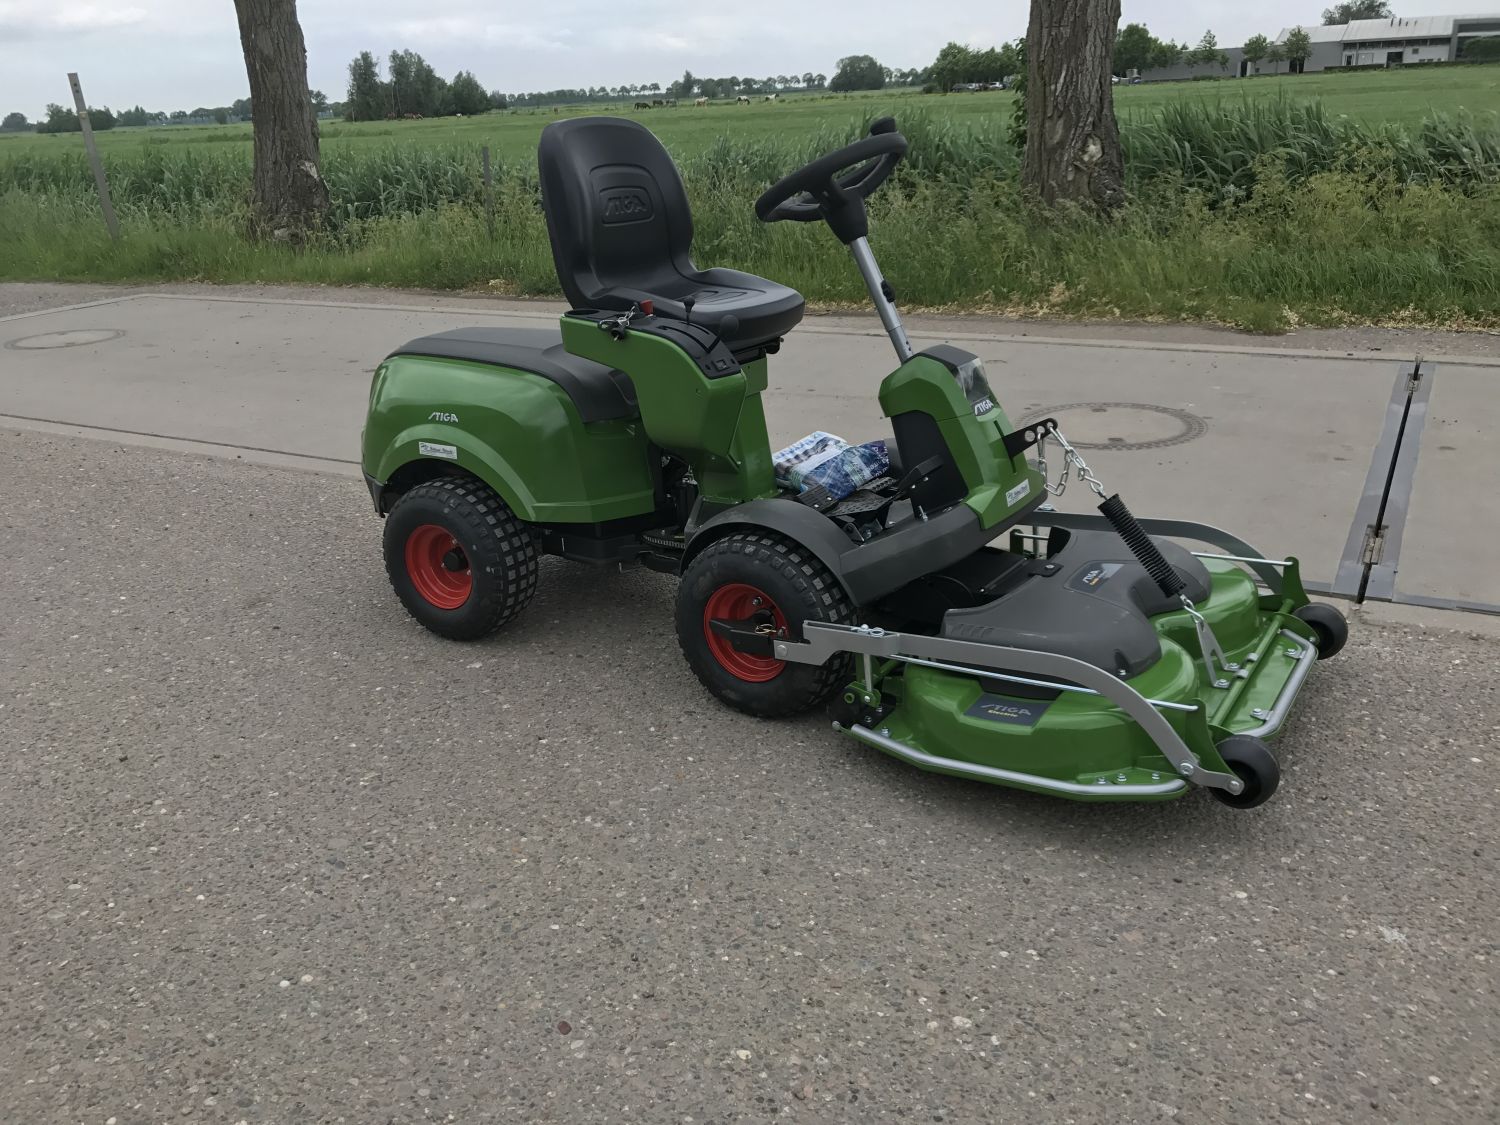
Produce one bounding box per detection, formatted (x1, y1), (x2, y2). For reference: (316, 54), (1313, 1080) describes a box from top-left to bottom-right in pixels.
(1098, 493), (1185, 599)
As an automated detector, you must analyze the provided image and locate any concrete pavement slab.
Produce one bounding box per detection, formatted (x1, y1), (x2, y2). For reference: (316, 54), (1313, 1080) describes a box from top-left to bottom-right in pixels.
(1396, 366), (1500, 606)
(3, 293), (1403, 589)
(0, 295), (559, 463)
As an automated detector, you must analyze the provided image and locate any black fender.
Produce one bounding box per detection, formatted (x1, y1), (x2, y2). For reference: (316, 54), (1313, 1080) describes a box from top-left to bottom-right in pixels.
(683, 498), (990, 608)
(683, 498), (855, 593)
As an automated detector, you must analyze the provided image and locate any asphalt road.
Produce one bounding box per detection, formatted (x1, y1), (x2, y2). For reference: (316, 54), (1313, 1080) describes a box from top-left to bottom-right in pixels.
(3, 425), (1498, 1125)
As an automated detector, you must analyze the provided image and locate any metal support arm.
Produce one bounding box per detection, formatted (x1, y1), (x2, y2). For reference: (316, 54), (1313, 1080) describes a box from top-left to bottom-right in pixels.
(776, 622), (1243, 795)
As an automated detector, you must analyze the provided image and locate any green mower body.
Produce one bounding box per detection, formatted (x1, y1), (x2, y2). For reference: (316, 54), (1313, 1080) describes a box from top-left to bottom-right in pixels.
(361, 113), (1345, 809)
(364, 350), (658, 524)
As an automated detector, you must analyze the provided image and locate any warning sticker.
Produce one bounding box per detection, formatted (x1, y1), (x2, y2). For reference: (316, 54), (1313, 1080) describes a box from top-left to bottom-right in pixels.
(418, 441), (458, 461)
(1005, 478), (1031, 507)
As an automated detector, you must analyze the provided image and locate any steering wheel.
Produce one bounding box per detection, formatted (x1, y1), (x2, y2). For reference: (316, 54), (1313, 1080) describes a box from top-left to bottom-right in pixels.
(754, 117), (908, 226)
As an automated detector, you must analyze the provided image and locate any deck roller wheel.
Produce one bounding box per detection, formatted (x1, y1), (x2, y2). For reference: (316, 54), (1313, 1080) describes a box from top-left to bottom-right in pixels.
(1294, 603), (1349, 660)
(1211, 735), (1281, 810)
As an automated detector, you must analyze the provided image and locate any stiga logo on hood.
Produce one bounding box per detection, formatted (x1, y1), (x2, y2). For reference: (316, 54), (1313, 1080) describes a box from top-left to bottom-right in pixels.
(600, 187), (652, 224)
(1068, 561), (1125, 592)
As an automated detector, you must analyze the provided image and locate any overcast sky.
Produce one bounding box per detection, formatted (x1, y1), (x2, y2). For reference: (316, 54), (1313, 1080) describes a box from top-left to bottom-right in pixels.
(0, 0), (1469, 117)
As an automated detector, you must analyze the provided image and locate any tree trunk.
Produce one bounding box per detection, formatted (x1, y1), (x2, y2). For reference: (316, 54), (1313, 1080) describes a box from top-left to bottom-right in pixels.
(1022, 0), (1126, 213)
(233, 0), (328, 239)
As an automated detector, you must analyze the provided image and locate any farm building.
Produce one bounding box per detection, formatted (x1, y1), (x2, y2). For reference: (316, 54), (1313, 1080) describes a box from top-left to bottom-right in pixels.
(1274, 14), (1500, 72)
(1135, 13), (1500, 81)
(1134, 49), (1246, 83)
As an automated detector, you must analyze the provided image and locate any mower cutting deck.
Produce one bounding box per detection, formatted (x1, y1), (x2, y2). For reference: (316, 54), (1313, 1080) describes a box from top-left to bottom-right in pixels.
(361, 114), (1346, 808)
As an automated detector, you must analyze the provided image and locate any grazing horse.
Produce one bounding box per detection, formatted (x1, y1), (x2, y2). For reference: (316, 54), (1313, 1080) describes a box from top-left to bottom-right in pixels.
(634, 101), (651, 110)
(763, 93), (778, 102)
(736, 95), (751, 104)
(694, 96), (709, 106)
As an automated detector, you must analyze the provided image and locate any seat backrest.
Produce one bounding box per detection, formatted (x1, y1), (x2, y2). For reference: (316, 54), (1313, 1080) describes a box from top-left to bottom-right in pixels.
(538, 117), (695, 311)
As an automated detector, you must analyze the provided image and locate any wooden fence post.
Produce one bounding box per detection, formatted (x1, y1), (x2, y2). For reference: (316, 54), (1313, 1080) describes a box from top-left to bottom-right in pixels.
(67, 72), (120, 241)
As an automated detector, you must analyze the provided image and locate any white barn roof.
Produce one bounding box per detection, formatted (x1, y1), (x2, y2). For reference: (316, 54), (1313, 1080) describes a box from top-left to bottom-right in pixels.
(1276, 14), (1500, 43)
(1275, 23), (1351, 43)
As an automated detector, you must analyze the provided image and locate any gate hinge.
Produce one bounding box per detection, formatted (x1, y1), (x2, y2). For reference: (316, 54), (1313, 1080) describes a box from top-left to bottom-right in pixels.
(1406, 355), (1425, 393)
(1360, 525), (1386, 566)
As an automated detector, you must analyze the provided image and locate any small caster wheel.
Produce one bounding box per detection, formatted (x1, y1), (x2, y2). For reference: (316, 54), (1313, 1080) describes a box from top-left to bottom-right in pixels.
(1212, 735), (1280, 809)
(1294, 603), (1348, 660)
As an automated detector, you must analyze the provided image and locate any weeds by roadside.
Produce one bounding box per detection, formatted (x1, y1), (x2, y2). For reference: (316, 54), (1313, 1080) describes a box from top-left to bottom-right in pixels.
(2, 99), (1497, 331)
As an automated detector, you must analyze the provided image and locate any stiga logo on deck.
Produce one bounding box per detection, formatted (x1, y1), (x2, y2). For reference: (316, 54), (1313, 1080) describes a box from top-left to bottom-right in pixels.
(964, 694), (1053, 726)
(600, 188), (652, 224)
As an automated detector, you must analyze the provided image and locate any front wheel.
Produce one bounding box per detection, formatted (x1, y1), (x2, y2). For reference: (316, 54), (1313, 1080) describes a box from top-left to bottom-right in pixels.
(1294, 603), (1348, 660)
(1211, 735), (1281, 809)
(383, 476), (538, 640)
(676, 531), (855, 718)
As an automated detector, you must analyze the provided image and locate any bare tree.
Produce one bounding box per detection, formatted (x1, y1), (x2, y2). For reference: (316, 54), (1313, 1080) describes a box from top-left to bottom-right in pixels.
(1021, 0), (1125, 213)
(233, 0), (328, 239)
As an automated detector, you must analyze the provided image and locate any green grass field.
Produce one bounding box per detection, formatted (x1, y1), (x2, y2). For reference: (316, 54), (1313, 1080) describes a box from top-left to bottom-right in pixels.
(4, 66), (1496, 162)
(3, 67), (1498, 331)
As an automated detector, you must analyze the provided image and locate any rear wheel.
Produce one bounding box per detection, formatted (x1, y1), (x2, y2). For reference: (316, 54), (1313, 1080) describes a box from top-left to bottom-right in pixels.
(676, 531), (854, 717)
(384, 477), (538, 640)
(1211, 735), (1281, 809)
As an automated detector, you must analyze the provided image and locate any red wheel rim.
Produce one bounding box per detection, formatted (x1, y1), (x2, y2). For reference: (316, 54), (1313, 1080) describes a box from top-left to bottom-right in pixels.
(703, 582), (787, 682)
(404, 524), (472, 610)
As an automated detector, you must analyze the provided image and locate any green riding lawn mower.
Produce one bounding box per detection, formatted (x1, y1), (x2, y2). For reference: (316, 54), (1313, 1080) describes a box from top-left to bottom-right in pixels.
(360, 115), (1348, 808)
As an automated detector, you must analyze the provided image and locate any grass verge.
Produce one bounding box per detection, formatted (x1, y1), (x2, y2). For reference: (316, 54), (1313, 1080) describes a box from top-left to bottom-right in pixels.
(3, 98), (1498, 332)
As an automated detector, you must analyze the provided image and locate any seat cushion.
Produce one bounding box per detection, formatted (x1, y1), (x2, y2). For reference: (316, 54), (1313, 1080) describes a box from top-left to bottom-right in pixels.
(387, 327), (638, 424)
(624, 267), (805, 354)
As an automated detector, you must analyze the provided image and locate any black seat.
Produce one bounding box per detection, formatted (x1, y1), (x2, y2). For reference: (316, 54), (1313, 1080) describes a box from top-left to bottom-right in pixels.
(538, 116), (806, 356)
(388, 327), (638, 424)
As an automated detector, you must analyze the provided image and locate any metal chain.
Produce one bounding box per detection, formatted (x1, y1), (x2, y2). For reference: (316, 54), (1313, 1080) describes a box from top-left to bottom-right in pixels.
(1037, 425), (1237, 687)
(1037, 426), (1108, 500)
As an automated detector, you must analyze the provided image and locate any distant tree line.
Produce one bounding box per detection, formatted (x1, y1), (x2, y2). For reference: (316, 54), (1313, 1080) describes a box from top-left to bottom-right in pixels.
(29, 104), (124, 133)
(1112, 22), (1316, 77)
(345, 50), (502, 120)
(341, 48), (930, 117)
(7, 92), (338, 134)
(663, 71), (828, 100)
(1323, 1), (1393, 23)
(926, 42), (1024, 90)
(1112, 25), (1202, 74)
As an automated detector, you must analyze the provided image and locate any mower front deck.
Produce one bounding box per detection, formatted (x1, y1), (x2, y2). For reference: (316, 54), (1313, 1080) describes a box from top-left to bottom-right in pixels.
(776, 514), (1327, 803)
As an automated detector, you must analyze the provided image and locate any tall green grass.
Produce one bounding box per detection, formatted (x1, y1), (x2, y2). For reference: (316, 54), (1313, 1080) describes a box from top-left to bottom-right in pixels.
(1124, 100), (1500, 197)
(2, 97), (1498, 330)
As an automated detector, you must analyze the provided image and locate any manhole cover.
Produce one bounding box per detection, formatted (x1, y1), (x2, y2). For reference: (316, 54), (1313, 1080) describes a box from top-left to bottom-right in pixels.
(1017, 402), (1207, 451)
(6, 328), (124, 350)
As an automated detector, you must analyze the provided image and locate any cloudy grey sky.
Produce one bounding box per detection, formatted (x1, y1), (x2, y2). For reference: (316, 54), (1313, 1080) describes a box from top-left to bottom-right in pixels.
(0, 0), (1470, 117)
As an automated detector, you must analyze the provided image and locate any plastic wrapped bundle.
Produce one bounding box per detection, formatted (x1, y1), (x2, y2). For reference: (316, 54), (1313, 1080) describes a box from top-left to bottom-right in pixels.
(773, 432), (889, 502)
